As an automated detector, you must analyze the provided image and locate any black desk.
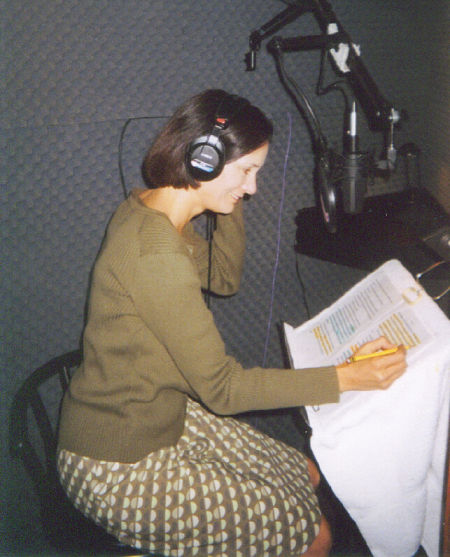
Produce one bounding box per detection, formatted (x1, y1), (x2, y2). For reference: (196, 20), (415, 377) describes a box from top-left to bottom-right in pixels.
(295, 188), (449, 315)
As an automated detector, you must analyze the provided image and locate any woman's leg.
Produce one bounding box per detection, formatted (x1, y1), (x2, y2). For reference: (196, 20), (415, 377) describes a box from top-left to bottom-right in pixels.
(303, 515), (332, 557)
(304, 457), (332, 556)
(306, 457), (321, 489)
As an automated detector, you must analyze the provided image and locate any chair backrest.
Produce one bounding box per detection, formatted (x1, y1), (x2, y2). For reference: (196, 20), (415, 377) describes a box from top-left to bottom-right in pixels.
(9, 350), (144, 555)
(9, 350), (82, 500)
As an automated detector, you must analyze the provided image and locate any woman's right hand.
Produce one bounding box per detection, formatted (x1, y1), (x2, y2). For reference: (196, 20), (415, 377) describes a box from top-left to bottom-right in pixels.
(336, 336), (408, 393)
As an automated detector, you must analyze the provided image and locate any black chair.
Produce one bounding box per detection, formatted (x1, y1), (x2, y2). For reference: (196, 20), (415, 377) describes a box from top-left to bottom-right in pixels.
(9, 350), (155, 556)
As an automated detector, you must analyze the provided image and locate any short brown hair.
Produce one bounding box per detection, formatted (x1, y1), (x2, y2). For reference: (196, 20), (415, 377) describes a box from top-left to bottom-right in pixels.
(141, 89), (273, 189)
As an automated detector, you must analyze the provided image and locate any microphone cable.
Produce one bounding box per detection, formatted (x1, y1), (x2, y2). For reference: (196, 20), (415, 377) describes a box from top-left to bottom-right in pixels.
(272, 48), (327, 155)
(295, 255), (311, 321)
(262, 111), (292, 367)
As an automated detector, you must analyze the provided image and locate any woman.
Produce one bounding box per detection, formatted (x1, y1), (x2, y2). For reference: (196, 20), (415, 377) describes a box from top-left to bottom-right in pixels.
(57, 89), (407, 556)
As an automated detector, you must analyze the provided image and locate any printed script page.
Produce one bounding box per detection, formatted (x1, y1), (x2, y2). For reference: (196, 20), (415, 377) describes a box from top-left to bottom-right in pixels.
(284, 260), (434, 368)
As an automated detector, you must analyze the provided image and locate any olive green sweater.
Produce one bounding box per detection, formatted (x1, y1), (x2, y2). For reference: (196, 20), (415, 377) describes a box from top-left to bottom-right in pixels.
(58, 189), (339, 463)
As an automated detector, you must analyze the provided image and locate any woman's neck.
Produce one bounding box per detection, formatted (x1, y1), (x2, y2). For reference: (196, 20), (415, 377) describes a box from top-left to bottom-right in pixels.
(138, 187), (203, 233)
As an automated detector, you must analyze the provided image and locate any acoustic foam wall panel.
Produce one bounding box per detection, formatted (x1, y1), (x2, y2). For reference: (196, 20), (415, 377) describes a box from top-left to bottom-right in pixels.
(3, 1), (445, 552)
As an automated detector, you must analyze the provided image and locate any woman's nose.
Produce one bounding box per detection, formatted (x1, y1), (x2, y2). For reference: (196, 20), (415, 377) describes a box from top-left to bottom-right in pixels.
(243, 175), (257, 195)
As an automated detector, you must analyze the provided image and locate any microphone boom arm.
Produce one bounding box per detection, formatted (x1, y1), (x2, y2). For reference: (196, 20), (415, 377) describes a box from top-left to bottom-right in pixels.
(246, 2), (316, 63)
(245, 0), (401, 131)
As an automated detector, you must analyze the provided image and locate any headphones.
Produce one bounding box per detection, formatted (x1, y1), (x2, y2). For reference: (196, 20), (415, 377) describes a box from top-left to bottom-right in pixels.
(186, 94), (246, 181)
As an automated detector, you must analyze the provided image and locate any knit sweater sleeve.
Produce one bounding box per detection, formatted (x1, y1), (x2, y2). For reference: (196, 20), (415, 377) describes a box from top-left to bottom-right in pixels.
(131, 231), (339, 416)
(182, 201), (245, 295)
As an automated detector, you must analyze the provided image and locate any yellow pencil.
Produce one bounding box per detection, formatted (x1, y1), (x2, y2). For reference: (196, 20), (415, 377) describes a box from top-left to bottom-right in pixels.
(350, 345), (410, 362)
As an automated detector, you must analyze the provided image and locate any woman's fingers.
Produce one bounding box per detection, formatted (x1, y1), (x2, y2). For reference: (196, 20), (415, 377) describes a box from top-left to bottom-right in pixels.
(337, 344), (407, 392)
(353, 336), (396, 357)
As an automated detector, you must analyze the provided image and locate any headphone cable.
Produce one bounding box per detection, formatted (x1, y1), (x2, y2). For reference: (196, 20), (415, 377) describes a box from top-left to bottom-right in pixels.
(118, 115), (168, 199)
(205, 212), (216, 308)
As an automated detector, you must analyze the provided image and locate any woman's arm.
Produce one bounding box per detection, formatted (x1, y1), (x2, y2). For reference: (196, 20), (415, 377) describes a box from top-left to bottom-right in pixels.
(132, 246), (339, 415)
(183, 201), (245, 295)
(132, 218), (406, 415)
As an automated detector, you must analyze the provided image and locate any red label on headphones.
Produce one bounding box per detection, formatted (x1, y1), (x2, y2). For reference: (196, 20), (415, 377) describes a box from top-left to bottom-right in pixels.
(215, 117), (228, 128)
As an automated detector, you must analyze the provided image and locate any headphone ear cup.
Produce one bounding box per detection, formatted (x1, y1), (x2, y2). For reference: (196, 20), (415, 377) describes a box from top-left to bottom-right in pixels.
(186, 134), (225, 181)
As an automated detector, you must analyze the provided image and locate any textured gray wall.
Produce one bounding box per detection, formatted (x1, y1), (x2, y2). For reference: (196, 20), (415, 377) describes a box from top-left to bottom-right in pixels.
(2, 1), (448, 553)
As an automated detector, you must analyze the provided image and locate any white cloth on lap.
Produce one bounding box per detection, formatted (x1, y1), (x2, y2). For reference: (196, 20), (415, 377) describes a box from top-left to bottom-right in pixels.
(306, 324), (449, 557)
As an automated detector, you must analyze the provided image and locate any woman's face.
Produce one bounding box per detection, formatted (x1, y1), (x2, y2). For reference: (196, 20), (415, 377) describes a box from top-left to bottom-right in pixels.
(196, 142), (269, 214)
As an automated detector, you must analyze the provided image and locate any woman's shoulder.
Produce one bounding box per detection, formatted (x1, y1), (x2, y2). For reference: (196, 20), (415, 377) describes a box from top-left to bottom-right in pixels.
(103, 190), (189, 262)
(139, 211), (184, 253)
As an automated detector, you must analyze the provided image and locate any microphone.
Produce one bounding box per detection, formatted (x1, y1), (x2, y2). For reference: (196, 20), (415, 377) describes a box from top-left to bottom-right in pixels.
(315, 102), (369, 233)
(340, 101), (369, 214)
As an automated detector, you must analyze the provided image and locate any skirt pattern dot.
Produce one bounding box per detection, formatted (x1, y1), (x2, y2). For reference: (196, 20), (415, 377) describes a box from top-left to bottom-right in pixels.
(58, 398), (320, 556)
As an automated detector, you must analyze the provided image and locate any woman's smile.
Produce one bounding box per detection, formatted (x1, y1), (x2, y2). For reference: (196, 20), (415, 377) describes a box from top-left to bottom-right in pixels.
(197, 142), (269, 214)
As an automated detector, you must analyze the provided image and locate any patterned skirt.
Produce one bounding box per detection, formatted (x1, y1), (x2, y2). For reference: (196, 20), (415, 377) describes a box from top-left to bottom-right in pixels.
(57, 399), (321, 556)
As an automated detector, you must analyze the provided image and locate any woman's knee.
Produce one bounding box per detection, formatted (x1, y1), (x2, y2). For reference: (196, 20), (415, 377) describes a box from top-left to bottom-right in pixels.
(306, 457), (321, 489)
(302, 514), (332, 557)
